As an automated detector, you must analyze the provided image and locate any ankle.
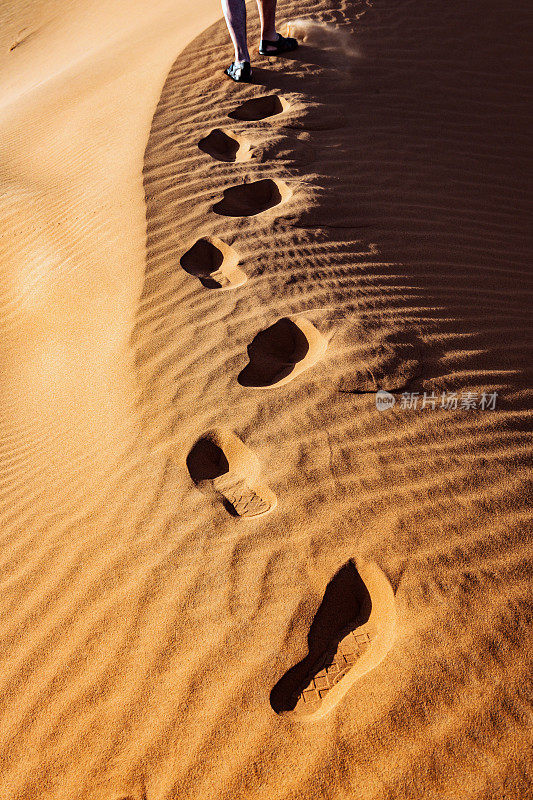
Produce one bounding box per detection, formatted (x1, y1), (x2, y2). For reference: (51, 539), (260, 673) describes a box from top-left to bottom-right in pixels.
(261, 29), (277, 42)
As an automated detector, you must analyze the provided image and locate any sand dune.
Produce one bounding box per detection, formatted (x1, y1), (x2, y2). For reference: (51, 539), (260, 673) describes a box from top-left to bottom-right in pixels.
(0, 0), (531, 797)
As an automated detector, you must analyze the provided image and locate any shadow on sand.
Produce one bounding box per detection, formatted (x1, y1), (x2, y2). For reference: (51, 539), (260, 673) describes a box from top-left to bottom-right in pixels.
(270, 560), (371, 713)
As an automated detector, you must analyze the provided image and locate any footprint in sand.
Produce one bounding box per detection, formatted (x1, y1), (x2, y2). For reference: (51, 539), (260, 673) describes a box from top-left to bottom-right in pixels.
(180, 236), (246, 290)
(213, 178), (291, 217)
(270, 558), (396, 721)
(187, 429), (277, 518)
(229, 95), (289, 121)
(198, 128), (251, 163)
(238, 316), (327, 388)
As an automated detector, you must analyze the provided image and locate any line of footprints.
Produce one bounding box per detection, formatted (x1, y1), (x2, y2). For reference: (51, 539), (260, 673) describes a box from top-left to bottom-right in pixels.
(185, 94), (327, 520)
(183, 91), (397, 725)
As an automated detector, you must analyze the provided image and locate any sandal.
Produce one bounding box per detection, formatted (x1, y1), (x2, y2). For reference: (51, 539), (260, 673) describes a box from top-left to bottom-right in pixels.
(259, 33), (298, 56)
(224, 61), (252, 82)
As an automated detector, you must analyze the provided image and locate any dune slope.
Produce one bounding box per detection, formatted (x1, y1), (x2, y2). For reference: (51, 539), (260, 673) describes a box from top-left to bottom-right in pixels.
(0, 0), (531, 798)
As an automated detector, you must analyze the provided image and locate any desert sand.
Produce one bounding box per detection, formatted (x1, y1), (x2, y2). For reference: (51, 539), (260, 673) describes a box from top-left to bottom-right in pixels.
(0, 0), (531, 797)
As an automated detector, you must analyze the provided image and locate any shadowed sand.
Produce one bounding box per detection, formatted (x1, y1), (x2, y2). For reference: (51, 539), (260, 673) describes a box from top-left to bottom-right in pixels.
(187, 429), (277, 517)
(238, 316), (327, 387)
(228, 94), (289, 121)
(0, 0), (530, 797)
(180, 236), (246, 289)
(198, 128), (251, 162)
(212, 178), (292, 217)
(270, 558), (396, 720)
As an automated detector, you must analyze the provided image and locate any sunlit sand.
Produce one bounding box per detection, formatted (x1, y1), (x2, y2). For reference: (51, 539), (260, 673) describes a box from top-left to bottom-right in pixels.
(0, 0), (530, 797)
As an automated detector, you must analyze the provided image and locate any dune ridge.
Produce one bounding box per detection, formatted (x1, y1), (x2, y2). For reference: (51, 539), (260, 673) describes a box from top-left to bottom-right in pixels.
(0, 0), (531, 797)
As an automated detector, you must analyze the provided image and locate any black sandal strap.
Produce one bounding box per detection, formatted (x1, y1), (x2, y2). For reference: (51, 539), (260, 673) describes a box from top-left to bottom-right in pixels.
(259, 33), (298, 55)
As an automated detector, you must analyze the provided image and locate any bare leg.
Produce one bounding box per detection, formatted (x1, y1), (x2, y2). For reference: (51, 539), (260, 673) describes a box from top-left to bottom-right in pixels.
(221, 0), (250, 63)
(256, 0), (278, 43)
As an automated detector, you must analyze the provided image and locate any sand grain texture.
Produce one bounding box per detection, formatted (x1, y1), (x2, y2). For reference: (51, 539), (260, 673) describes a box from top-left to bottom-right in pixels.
(0, 0), (531, 798)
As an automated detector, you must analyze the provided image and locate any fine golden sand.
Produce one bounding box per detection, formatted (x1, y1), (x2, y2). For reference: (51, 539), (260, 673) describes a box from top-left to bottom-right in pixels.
(0, 0), (531, 798)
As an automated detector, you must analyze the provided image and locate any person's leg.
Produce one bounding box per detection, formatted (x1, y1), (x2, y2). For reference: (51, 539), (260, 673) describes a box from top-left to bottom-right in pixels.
(256, 0), (297, 54)
(221, 0), (250, 63)
(256, 0), (277, 43)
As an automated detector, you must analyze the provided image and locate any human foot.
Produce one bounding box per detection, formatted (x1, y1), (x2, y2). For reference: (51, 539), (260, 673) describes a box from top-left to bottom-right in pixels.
(259, 33), (298, 56)
(224, 61), (252, 82)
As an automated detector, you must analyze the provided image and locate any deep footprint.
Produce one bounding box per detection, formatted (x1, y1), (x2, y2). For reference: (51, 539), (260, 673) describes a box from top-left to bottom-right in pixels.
(198, 128), (249, 162)
(238, 316), (327, 388)
(270, 559), (396, 720)
(186, 429), (277, 518)
(229, 94), (287, 121)
(213, 179), (290, 217)
(180, 237), (246, 289)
